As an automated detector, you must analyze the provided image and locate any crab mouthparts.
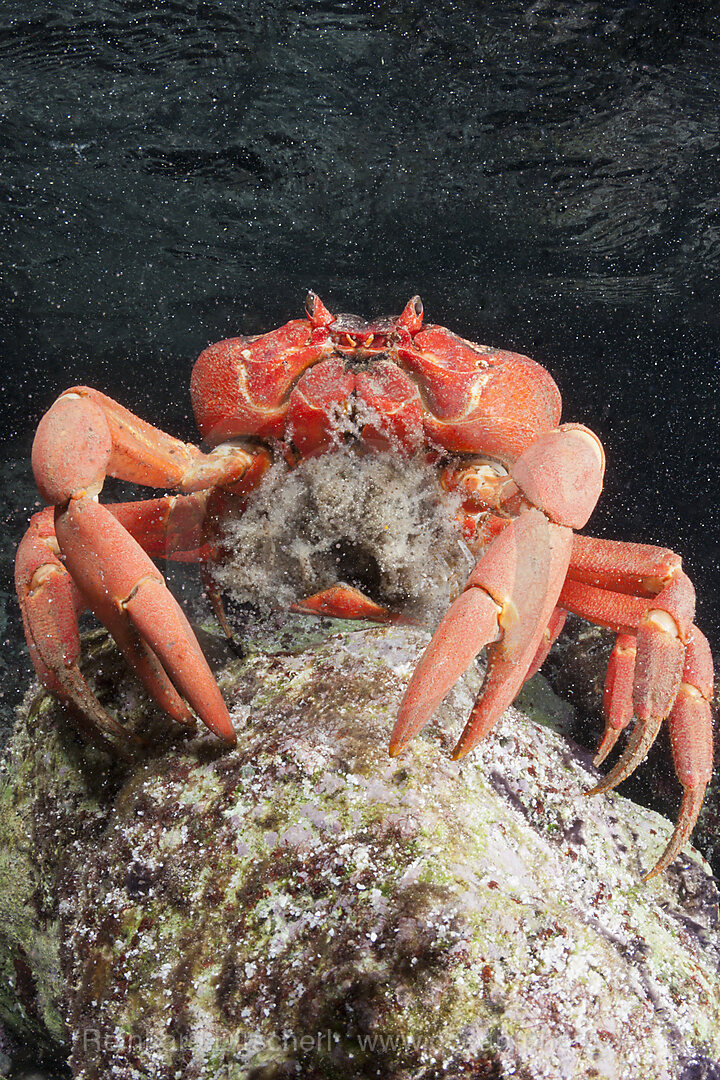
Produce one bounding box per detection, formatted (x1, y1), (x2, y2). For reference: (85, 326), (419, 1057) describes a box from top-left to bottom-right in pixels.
(329, 313), (398, 355)
(334, 344), (390, 370)
(338, 332), (376, 349)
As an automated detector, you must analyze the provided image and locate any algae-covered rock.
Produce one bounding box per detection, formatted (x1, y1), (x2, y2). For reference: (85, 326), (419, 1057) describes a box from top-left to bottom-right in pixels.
(1, 618), (719, 1080)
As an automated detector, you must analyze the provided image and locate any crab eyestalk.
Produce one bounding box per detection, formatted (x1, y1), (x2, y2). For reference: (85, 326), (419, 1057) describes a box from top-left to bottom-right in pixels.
(397, 295), (424, 335)
(305, 290), (334, 328)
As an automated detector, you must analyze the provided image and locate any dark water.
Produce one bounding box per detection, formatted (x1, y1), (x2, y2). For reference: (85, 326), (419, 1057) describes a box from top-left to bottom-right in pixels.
(2, 0), (720, 712)
(1, 4), (719, 690)
(4, 0), (720, 721)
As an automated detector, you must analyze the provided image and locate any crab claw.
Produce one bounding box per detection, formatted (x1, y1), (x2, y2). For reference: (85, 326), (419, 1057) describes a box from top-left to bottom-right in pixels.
(54, 496), (236, 745)
(290, 584), (411, 624)
(16, 508), (138, 745)
(390, 509), (573, 758)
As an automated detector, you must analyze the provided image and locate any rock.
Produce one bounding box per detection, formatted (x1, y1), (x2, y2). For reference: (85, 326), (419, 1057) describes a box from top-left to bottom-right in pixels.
(1, 617), (719, 1080)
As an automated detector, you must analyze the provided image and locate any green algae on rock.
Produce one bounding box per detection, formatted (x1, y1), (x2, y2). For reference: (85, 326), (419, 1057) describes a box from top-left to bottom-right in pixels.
(0, 618), (719, 1080)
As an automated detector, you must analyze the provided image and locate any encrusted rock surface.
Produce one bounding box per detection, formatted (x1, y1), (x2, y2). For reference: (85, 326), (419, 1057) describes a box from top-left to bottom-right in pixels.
(1, 618), (719, 1080)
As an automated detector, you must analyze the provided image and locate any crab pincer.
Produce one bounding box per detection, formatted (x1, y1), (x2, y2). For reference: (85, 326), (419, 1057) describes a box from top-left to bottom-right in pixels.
(20, 387), (240, 746)
(55, 497), (236, 745)
(15, 506), (136, 745)
(391, 423), (604, 759)
(390, 509), (573, 758)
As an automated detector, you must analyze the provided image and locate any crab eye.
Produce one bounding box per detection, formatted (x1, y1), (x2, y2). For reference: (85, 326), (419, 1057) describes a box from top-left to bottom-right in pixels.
(397, 295), (424, 334)
(305, 291), (334, 328)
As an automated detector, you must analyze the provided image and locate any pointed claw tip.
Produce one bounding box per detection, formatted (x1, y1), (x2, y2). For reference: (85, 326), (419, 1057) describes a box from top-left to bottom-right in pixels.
(592, 747), (614, 769)
(450, 742), (470, 761)
(593, 727), (621, 767)
(206, 719), (237, 746)
(387, 739), (405, 759)
(637, 784), (705, 883)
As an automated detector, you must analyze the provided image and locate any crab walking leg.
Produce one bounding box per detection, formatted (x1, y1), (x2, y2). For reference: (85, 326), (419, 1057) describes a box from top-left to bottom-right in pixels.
(560, 575), (705, 783)
(642, 628), (715, 879)
(391, 426), (602, 759)
(560, 539), (704, 781)
(557, 580), (646, 766)
(596, 633), (637, 764)
(16, 508), (200, 740)
(558, 571), (714, 876)
(34, 386), (258, 496)
(452, 516), (574, 759)
(565, 533), (698, 745)
(54, 497), (236, 744)
(390, 509), (573, 758)
(18, 497), (227, 744)
(109, 493), (212, 562)
(594, 626), (714, 881)
(443, 424), (606, 528)
(33, 388), (261, 504)
(389, 589), (505, 753)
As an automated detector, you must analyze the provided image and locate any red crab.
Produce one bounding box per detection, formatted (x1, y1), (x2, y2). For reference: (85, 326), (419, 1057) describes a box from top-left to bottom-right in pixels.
(16, 294), (713, 879)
